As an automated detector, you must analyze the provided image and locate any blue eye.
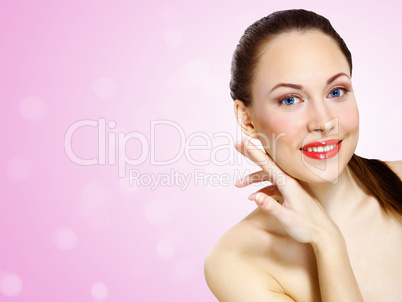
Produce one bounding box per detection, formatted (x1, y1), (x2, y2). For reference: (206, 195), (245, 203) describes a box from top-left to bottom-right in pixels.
(281, 96), (299, 106)
(329, 88), (345, 98)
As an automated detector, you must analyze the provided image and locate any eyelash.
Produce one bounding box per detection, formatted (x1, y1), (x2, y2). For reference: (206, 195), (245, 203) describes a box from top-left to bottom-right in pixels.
(278, 87), (350, 106)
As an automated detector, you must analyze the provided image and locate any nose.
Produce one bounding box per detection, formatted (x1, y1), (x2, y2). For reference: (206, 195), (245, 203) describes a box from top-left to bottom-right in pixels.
(306, 99), (337, 135)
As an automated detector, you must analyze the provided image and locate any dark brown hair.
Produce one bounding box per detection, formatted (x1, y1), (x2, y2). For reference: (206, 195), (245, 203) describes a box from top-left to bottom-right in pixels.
(230, 9), (352, 106)
(230, 9), (402, 216)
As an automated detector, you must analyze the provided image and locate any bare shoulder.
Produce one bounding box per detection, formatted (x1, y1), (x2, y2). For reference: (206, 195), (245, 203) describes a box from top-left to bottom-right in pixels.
(204, 209), (294, 302)
(385, 160), (402, 179)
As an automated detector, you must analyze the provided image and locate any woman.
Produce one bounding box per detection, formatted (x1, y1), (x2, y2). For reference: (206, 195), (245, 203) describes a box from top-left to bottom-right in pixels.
(204, 9), (402, 302)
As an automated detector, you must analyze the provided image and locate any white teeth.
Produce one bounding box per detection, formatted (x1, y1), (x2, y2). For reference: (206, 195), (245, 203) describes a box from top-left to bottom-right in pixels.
(305, 143), (337, 152)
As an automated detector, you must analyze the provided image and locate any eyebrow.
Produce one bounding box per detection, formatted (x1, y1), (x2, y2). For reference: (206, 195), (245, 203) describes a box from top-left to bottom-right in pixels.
(269, 72), (350, 94)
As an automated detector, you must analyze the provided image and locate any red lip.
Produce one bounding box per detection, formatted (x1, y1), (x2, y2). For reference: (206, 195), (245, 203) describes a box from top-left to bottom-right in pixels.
(301, 139), (341, 149)
(299, 139), (342, 160)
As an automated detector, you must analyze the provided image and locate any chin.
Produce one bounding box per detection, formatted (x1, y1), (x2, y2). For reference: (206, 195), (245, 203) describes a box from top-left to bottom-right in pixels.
(280, 153), (348, 185)
(302, 171), (342, 185)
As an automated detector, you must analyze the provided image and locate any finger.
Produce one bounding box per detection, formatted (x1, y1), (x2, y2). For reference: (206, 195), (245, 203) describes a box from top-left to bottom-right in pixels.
(255, 192), (283, 212)
(247, 185), (281, 200)
(234, 138), (248, 156)
(241, 137), (278, 171)
(254, 193), (293, 226)
(234, 139), (275, 179)
(236, 138), (287, 189)
(235, 170), (271, 188)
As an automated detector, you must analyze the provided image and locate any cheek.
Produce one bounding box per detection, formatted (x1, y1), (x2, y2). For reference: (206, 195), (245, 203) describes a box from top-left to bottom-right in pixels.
(256, 109), (303, 135)
(255, 114), (304, 154)
(256, 115), (287, 141)
(340, 103), (359, 133)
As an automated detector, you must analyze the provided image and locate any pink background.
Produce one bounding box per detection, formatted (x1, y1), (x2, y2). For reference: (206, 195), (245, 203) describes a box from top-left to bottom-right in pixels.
(1, 0), (401, 301)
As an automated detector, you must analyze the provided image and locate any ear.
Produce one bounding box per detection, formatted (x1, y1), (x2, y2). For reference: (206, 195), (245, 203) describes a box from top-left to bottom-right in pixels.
(234, 99), (256, 138)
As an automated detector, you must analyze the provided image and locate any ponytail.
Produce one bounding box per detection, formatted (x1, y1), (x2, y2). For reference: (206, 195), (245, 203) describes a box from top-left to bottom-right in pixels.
(348, 154), (402, 217)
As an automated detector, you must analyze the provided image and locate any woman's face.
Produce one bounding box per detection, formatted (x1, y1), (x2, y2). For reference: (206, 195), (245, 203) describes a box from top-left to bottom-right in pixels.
(249, 30), (359, 184)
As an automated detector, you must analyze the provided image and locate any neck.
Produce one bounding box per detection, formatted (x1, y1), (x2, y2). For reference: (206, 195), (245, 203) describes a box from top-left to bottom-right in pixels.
(300, 165), (367, 223)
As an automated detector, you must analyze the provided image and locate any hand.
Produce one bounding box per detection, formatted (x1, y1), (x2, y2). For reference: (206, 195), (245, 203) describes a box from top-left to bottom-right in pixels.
(234, 137), (340, 246)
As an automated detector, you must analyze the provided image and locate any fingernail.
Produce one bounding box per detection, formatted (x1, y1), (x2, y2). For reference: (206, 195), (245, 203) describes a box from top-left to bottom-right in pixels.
(256, 193), (266, 207)
(235, 178), (245, 187)
(248, 193), (257, 200)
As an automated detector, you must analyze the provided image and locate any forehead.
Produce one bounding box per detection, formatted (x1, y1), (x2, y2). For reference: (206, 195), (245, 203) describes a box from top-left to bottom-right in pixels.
(253, 30), (350, 92)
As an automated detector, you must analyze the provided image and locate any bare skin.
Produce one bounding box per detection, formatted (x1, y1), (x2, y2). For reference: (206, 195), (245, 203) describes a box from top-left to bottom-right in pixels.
(204, 31), (402, 301)
(205, 155), (402, 302)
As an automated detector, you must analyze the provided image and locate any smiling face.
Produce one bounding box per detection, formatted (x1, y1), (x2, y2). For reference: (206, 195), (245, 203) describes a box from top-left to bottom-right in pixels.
(248, 30), (359, 183)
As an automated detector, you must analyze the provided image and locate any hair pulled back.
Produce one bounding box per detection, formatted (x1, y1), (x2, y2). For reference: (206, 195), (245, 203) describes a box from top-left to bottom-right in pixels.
(230, 9), (402, 216)
(230, 9), (352, 106)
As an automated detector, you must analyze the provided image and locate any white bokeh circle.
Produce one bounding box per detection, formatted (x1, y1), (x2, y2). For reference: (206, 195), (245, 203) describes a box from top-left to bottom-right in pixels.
(19, 96), (47, 121)
(92, 77), (117, 98)
(0, 273), (23, 297)
(52, 227), (78, 250)
(6, 156), (30, 182)
(91, 282), (108, 301)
